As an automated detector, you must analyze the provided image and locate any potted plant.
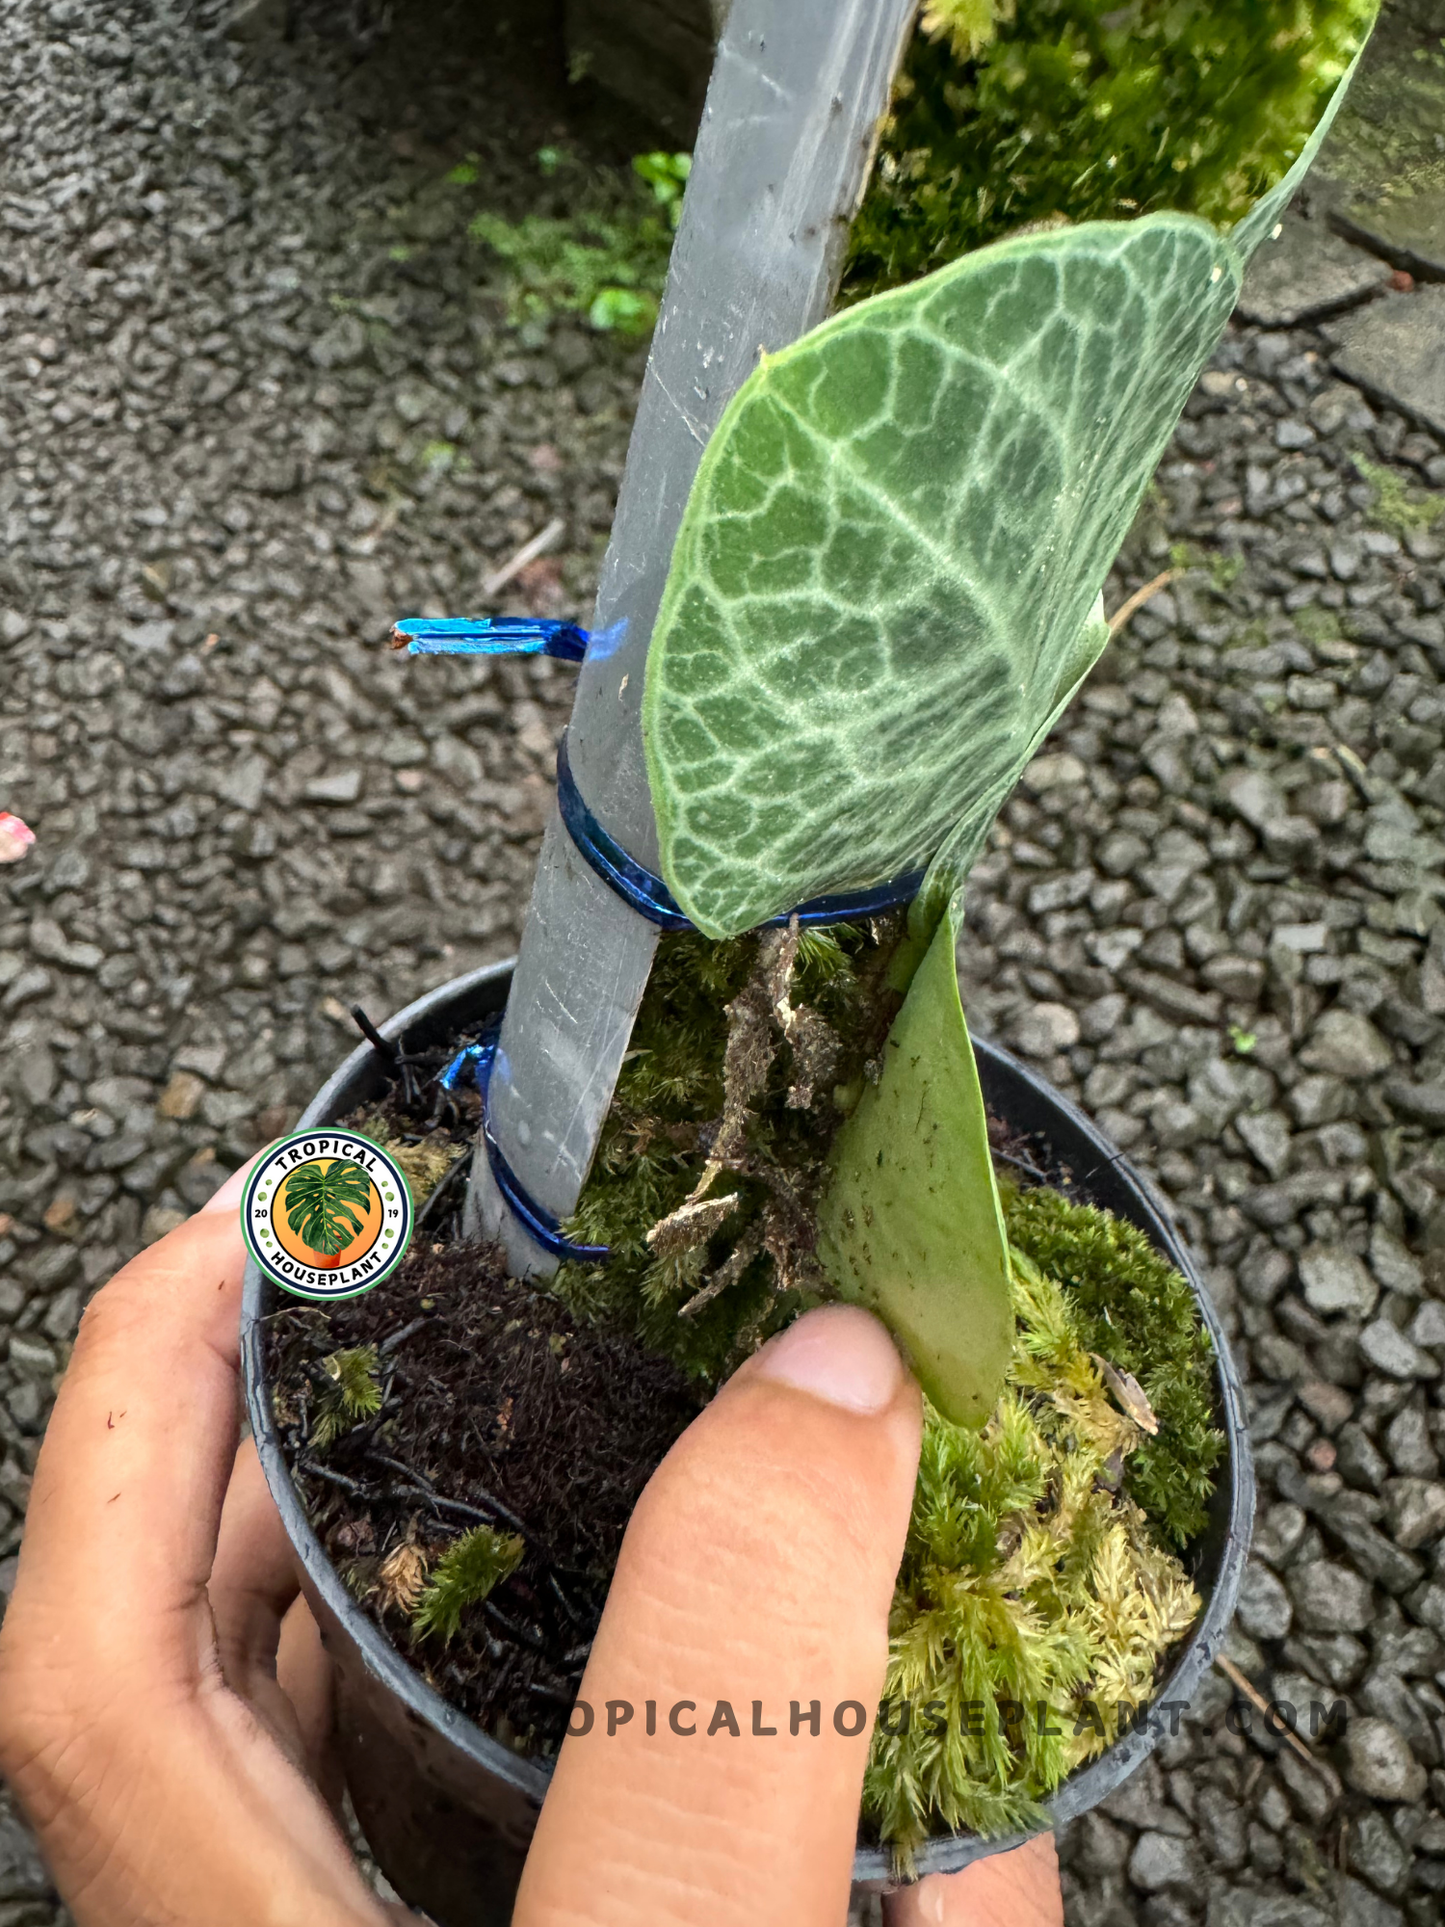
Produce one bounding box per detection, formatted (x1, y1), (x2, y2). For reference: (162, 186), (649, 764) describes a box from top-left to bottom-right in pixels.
(242, 0), (1374, 1917)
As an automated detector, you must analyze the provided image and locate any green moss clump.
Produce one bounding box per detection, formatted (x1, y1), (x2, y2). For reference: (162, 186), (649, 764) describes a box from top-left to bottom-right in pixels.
(866, 1251), (1205, 1865)
(411, 1526), (525, 1644)
(844, 0), (1376, 299)
(467, 148), (689, 335)
(310, 1344), (383, 1448)
(1003, 1181), (1223, 1547)
(556, 919), (906, 1382)
(1354, 454), (1445, 540)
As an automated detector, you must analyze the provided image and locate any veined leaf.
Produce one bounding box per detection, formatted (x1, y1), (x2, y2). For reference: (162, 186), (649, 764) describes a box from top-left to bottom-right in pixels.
(643, 215), (1240, 938)
(816, 907), (1013, 1429)
(918, 596), (1110, 932)
(641, 48), (1366, 943)
(1231, 46), (1365, 265)
(284, 1158), (373, 1258)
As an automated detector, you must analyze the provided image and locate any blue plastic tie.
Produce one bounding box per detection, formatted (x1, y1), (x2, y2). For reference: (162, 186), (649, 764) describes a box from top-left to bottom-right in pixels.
(392, 616), (589, 662)
(556, 732), (924, 932)
(439, 1032), (611, 1265)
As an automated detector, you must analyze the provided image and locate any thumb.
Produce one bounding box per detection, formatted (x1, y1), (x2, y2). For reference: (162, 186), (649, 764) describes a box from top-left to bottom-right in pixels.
(514, 1305), (922, 1927)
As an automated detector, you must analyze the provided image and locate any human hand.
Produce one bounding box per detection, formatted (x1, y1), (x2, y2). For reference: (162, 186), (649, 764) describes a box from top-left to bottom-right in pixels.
(0, 1181), (1061, 1927)
(511, 1303), (1062, 1927)
(0, 1169), (412, 1927)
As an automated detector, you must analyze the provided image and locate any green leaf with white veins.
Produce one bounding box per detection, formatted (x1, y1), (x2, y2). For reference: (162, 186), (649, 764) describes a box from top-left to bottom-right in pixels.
(642, 214), (1242, 939)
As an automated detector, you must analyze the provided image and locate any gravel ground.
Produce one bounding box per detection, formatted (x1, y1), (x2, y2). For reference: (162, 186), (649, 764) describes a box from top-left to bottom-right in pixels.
(3, 5), (1445, 1927)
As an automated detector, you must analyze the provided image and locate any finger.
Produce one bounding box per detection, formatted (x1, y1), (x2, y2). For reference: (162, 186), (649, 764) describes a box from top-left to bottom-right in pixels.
(4, 1153), (258, 1695)
(883, 1834), (1064, 1927)
(277, 1597), (346, 1811)
(209, 1444), (343, 1801)
(515, 1305), (923, 1927)
(210, 1440), (303, 1699)
(3, 1205), (251, 1695)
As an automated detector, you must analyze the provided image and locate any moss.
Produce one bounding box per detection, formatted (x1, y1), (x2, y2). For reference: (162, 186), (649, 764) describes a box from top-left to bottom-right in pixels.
(410, 1526), (525, 1644)
(1354, 455), (1445, 539)
(555, 918), (906, 1382)
(844, 0), (1376, 300)
(557, 932), (1222, 1851)
(1311, 16), (1445, 205)
(310, 1344), (383, 1448)
(1290, 603), (1345, 648)
(1003, 1182), (1223, 1547)
(391, 1138), (463, 1211)
(866, 1250), (1205, 1865)
(341, 1108), (461, 1212)
(464, 148), (689, 335)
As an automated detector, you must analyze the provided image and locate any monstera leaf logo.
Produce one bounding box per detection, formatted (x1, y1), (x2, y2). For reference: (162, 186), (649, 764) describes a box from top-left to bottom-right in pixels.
(283, 1159), (374, 1265)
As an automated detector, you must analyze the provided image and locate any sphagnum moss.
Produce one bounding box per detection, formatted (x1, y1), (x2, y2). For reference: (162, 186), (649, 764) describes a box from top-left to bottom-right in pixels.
(1004, 1182), (1224, 1548)
(866, 1252), (1204, 1865)
(556, 920), (907, 1382)
(555, 924), (1222, 1853)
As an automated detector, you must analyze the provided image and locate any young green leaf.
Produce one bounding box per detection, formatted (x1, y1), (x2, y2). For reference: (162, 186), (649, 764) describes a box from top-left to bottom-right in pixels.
(283, 1158), (373, 1258)
(816, 907), (1013, 1429)
(643, 214), (1241, 939)
(1230, 46), (1366, 264)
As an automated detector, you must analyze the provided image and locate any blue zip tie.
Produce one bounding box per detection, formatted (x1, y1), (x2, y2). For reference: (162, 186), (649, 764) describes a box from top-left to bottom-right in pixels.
(391, 616), (589, 662)
(555, 732), (924, 932)
(439, 1032), (611, 1265)
(554, 731), (692, 932)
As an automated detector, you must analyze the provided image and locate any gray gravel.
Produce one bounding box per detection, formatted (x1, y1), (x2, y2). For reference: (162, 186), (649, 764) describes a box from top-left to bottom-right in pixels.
(0, 0), (642, 1513)
(2, 5), (1445, 1927)
(978, 313), (1445, 1927)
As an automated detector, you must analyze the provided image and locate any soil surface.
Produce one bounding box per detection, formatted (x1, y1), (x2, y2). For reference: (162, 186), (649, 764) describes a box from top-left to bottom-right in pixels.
(267, 1241), (701, 1750)
(264, 1051), (703, 1755)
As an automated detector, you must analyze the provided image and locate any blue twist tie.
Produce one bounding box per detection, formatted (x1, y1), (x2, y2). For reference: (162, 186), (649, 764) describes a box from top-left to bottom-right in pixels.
(439, 1031), (611, 1265)
(556, 732), (924, 932)
(391, 616), (589, 662)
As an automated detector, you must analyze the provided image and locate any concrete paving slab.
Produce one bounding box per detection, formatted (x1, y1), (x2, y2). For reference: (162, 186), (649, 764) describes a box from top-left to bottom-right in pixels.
(1333, 185), (1445, 284)
(1324, 287), (1445, 439)
(1239, 211), (1392, 327)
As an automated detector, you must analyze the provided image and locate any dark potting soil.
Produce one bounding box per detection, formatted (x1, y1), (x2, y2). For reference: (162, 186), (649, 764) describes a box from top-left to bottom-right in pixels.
(265, 1237), (701, 1753)
(264, 1021), (702, 1755)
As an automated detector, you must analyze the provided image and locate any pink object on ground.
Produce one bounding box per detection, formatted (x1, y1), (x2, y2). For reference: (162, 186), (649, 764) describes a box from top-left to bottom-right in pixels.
(0, 813), (36, 864)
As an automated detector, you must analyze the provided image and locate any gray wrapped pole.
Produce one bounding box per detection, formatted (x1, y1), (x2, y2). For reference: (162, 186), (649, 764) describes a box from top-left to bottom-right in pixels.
(468, 0), (918, 1272)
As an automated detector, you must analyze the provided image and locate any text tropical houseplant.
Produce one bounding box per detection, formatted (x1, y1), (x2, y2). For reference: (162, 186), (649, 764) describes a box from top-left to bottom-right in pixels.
(289, 0), (1379, 1871)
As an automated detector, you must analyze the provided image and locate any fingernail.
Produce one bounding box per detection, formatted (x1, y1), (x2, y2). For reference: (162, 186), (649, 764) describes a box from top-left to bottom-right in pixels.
(200, 1150), (265, 1216)
(751, 1304), (905, 1415)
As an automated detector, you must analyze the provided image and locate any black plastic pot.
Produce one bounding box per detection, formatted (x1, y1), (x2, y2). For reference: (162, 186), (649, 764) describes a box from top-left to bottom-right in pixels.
(242, 961), (1253, 1920)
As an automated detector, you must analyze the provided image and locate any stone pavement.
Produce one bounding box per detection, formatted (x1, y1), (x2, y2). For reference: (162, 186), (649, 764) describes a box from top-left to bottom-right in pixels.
(1, 4), (1444, 1926)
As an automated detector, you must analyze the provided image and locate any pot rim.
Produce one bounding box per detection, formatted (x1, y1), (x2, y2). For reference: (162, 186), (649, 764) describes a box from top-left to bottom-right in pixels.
(242, 961), (1253, 1886)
